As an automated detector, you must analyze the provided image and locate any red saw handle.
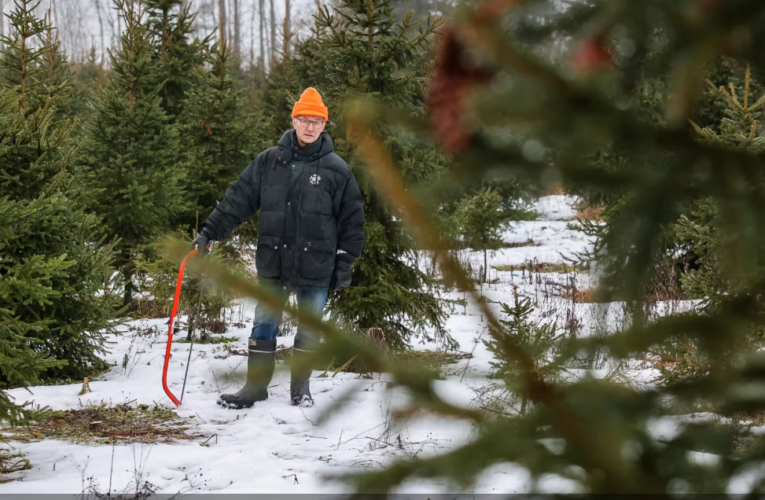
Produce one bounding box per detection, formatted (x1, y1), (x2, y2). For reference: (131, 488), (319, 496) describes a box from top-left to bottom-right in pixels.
(162, 249), (198, 406)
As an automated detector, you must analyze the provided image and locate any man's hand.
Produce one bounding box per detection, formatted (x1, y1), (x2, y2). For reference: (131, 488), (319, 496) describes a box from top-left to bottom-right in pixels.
(330, 253), (354, 290)
(192, 233), (213, 254)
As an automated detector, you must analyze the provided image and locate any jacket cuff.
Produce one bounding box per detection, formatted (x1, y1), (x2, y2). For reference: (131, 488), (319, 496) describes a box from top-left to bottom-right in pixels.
(201, 221), (223, 242)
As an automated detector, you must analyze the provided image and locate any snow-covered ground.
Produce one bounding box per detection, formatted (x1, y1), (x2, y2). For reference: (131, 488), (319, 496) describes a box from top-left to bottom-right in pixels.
(495, 195), (593, 267)
(0, 196), (694, 494)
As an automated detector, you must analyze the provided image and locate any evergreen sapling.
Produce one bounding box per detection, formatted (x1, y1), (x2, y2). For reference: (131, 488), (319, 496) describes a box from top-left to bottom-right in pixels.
(480, 287), (564, 416)
(0, 1), (120, 399)
(82, 0), (187, 305)
(455, 186), (509, 283)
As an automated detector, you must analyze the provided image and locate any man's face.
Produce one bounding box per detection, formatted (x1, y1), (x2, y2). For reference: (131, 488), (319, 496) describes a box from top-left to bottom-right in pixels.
(293, 115), (326, 146)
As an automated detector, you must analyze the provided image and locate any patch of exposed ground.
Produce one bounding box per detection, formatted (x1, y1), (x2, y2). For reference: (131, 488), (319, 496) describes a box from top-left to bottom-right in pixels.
(0, 403), (208, 446)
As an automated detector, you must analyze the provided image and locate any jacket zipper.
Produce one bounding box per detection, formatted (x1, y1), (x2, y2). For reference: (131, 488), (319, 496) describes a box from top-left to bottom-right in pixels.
(293, 161), (307, 283)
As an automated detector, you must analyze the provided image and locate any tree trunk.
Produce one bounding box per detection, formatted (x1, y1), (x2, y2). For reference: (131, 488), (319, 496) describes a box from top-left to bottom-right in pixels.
(227, 0), (232, 51)
(161, 4), (169, 57)
(76, 1), (86, 60)
(0, 0), (5, 41)
(125, 1), (136, 116)
(483, 246), (488, 283)
(45, 8), (54, 85)
(94, 0), (105, 60)
(115, 1), (121, 47)
(367, 0), (374, 54)
(19, 1), (27, 108)
(282, 0), (290, 58)
(218, 0), (226, 49)
(250, 0), (256, 86)
(208, 0), (215, 36)
(259, 0), (265, 75)
(233, 0), (240, 55)
(249, 0), (255, 62)
(269, 0), (275, 62)
(102, 0), (117, 53)
(122, 267), (134, 307)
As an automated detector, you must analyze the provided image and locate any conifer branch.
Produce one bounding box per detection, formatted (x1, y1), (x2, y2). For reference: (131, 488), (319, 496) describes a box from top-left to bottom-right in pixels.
(45, 8), (52, 86)
(744, 63), (751, 111)
(729, 82), (739, 106)
(719, 86), (744, 112)
(750, 94), (765, 112)
(689, 119), (704, 135)
(368, 0), (375, 54)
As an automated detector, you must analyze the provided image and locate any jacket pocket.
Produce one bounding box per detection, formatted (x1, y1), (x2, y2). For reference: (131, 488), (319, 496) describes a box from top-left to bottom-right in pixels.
(300, 240), (335, 280)
(256, 235), (281, 279)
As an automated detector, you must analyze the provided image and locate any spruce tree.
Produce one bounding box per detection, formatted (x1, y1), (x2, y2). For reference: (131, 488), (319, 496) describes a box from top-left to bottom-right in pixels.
(82, 0), (186, 304)
(0, 1), (119, 391)
(144, 0), (208, 120)
(0, 88), (64, 421)
(37, 7), (70, 113)
(455, 186), (509, 282)
(68, 46), (105, 127)
(0, 0), (45, 107)
(675, 63), (765, 313)
(655, 67), (765, 385)
(288, 0), (451, 348)
(481, 288), (562, 417)
(178, 31), (265, 233)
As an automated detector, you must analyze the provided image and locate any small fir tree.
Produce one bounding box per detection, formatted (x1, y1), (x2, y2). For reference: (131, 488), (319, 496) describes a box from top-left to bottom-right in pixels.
(144, 0), (208, 119)
(656, 67), (765, 385)
(0, 89), (64, 421)
(480, 288), (563, 416)
(67, 45), (106, 127)
(682, 66), (765, 309)
(0, 5), (120, 387)
(0, 1), (70, 109)
(37, 7), (70, 111)
(82, 0), (187, 304)
(0, 0), (46, 109)
(455, 186), (509, 282)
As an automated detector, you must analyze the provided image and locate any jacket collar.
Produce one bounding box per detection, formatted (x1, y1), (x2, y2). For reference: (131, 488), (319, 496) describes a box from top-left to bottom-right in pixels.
(275, 130), (334, 167)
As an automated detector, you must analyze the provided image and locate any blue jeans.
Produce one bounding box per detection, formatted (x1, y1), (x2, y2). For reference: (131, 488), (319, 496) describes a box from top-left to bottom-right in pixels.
(251, 283), (328, 349)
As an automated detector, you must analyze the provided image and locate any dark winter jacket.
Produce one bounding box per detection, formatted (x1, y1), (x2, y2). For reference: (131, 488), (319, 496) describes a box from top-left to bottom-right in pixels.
(201, 130), (365, 290)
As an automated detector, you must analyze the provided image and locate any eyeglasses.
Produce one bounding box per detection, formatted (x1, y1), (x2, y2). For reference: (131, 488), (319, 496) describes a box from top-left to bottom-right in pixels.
(294, 117), (326, 128)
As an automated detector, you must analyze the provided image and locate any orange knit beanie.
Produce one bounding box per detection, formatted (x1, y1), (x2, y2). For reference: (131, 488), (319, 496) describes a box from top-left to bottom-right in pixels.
(291, 88), (328, 121)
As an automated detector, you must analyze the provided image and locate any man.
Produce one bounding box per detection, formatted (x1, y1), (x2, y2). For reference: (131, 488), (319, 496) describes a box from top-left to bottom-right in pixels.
(192, 88), (365, 409)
